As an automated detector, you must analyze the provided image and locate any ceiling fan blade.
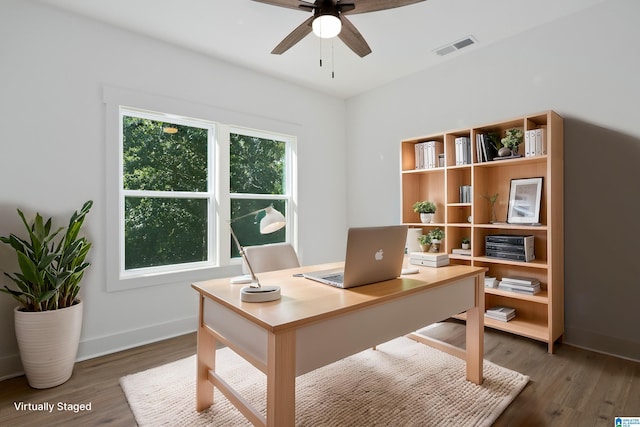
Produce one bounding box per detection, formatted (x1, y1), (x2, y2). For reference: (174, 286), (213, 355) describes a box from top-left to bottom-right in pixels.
(251, 0), (309, 12)
(337, 15), (372, 57)
(271, 16), (315, 55)
(342, 0), (426, 15)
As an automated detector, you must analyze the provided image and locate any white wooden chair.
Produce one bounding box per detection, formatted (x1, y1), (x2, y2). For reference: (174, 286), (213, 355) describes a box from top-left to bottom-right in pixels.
(242, 242), (300, 274)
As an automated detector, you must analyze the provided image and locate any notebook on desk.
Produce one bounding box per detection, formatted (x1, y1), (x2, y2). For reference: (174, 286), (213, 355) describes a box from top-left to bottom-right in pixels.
(303, 225), (408, 289)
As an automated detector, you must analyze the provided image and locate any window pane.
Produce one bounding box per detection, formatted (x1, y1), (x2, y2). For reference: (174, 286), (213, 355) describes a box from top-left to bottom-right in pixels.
(125, 197), (208, 269)
(230, 199), (286, 258)
(123, 116), (208, 192)
(230, 133), (285, 194)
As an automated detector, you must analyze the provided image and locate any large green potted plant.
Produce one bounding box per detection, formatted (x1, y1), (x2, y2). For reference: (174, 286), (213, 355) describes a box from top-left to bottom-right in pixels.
(1, 201), (92, 388)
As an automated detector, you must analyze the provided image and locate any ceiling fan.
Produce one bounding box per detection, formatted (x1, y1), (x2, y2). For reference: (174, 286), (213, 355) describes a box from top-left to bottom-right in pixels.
(252, 0), (427, 57)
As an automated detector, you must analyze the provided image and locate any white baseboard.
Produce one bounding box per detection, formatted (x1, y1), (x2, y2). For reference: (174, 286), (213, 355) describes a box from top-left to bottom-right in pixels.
(0, 315), (198, 381)
(77, 315), (198, 361)
(0, 353), (24, 382)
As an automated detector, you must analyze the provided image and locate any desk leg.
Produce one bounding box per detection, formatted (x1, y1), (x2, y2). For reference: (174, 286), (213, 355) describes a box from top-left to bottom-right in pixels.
(465, 274), (484, 385)
(266, 329), (296, 427)
(196, 296), (217, 411)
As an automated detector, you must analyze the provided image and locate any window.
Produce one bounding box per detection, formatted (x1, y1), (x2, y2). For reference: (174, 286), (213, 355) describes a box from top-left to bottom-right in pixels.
(120, 109), (215, 276)
(229, 128), (292, 258)
(109, 103), (297, 288)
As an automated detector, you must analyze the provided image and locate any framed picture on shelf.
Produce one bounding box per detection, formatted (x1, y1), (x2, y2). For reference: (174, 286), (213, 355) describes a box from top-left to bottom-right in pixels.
(507, 177), (543, 224)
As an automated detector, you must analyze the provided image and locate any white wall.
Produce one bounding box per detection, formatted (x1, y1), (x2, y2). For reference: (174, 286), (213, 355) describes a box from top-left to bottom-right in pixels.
(346, 0), (640, 360)
(0, 0), (349, 379)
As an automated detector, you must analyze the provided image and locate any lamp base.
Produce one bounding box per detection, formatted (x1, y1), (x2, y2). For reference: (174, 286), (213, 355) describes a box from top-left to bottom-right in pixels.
(240, 285), (281, 302)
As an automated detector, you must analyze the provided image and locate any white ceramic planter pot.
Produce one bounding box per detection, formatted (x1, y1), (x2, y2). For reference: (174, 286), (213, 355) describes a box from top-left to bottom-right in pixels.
(14, 300), (83, 389)
(420, 213), (433, 223)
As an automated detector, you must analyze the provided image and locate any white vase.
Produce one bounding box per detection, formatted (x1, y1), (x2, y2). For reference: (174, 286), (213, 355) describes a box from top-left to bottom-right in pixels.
(420, 213), (433, 223)
(14, 300), (83, 389)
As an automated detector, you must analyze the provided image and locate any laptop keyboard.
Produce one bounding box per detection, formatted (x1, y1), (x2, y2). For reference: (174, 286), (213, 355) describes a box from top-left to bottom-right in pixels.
(324, 274), (344, 284)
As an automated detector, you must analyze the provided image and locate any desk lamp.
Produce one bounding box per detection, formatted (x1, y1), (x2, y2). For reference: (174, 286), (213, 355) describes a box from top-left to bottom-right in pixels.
(229, 206), (286, 302)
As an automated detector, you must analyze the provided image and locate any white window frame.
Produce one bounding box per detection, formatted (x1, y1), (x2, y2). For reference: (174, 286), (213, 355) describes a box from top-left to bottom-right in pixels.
(104, 87), (298, 291)
(118, 107), (217, 279)
(226, 126), (296, 261)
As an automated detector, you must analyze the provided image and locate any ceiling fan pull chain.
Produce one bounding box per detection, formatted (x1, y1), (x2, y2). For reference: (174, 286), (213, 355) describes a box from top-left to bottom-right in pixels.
(332, 39), (335, 79)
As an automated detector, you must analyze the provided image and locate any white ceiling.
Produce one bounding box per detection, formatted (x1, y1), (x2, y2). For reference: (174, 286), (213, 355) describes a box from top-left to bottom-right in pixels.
(40, 0), (607, 98)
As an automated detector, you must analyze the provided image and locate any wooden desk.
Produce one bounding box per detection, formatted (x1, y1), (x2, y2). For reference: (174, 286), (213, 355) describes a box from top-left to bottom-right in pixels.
(192, 262), (486, 427)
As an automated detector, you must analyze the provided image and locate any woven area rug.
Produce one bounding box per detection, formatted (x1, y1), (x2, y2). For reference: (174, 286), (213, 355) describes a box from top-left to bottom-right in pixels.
(120, 336), (528, 426)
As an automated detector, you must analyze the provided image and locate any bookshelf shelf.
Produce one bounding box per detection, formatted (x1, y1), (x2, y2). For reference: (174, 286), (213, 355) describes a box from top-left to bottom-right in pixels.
(474, 224), (548, 231)
(455, 313), (549, 342)
(401, 111), (564, 353)
(485, 287), (549, 304)
(473, 257), (549, 269)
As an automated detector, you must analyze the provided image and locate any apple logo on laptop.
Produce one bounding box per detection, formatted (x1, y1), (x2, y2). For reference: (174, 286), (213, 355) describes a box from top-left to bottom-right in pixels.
(375, 249), (384, 261)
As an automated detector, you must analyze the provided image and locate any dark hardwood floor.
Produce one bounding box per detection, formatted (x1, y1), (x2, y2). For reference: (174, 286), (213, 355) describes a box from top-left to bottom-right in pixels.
(1, 321), (638, 426)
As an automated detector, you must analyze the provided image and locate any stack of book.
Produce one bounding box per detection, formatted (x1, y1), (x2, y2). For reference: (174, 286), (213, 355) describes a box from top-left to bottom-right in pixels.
(485, 305), (516, 322)
(524, 128), (546, 157)
(415, 140), (444, 169)
(459, 185), (472, 203)
(485, 234), (535, 262)
(455, 137), (471, 165)
(498, 276), (541, 295)
(475, 133), (498, 163)
(409, 252), (450, 268)
(452, 248), (471, 256)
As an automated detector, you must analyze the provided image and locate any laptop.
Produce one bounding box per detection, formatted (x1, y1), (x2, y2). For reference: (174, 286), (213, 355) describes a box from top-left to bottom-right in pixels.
(303, 225), (408, 289)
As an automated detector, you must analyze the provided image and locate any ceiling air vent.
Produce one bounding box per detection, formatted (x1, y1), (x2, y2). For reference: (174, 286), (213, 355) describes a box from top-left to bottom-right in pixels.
(435, 35), (477, 56)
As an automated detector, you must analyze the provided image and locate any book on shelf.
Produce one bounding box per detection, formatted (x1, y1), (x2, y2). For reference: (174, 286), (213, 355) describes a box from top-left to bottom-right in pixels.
(459, 185), (472, 203)
(501, 276), (540, 286)
(536, 128), (546, 155)
(452, 248), (471, 256)
(524, 128), (547, 157)
(485, 305), (516, 322)
(455, 137), (471, 165)
(475, 133), (497, 163)
(498, 283), (541, 295)
(484, 277), (498, 288)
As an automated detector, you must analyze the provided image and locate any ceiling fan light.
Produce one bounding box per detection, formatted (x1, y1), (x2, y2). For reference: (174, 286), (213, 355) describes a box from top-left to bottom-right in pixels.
(312, 15), (341, 39)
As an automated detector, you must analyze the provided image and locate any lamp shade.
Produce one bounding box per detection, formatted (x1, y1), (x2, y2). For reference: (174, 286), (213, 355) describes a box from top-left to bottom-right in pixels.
(260, 206), (286, 234)
(312, 15), (341, 39)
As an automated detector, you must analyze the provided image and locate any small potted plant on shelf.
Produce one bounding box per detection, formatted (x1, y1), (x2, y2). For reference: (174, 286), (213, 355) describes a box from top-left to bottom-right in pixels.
(496, 128), (524, 157)
(1, 201), (93, 389)
(461, 237), (470, 250)
(427, 228), (444, 253)
(418, 234), (431, 252)
(412, 201), (436, 224)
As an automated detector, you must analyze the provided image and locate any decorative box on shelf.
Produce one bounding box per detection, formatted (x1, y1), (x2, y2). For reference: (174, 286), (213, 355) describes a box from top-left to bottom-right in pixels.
(409, 252), (450, 268)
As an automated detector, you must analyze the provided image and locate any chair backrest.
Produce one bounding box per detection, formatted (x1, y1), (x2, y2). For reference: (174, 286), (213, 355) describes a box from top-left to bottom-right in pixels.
(242, 242), (300, 274)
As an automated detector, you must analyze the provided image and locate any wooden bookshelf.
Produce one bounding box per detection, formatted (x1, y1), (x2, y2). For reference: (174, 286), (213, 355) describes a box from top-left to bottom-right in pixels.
(401, 111), (563, 353)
